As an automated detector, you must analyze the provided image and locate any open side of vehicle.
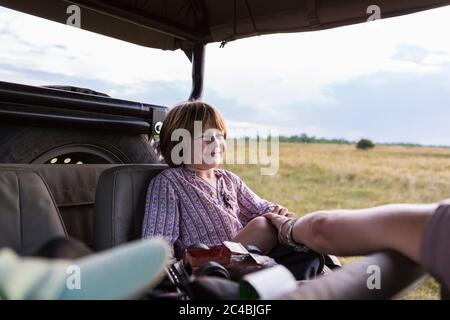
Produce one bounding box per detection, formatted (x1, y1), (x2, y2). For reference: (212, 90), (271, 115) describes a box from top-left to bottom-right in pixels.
(0, 163), (434, 299)
(0, 0), (449, 299)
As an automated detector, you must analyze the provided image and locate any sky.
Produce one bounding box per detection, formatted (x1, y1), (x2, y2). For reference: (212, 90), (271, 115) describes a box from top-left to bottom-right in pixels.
(0, 5), (449, 145)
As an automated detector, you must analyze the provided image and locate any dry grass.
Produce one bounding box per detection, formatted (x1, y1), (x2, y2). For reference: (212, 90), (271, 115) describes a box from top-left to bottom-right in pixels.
(223, 142), (450, 300)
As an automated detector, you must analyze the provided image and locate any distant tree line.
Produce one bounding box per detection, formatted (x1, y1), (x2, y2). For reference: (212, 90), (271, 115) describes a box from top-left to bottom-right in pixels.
(241, 134), (446, 148)
(278, 134), (353, 145)
(275, 134), (426, 148)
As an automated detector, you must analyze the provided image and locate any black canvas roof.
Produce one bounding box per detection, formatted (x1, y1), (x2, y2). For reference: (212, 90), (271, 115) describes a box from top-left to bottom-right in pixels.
(1, 0), (449, 51)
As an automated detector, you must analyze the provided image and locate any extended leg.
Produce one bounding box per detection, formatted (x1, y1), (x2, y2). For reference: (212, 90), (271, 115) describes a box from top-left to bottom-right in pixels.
(266, 203), (438, 263)
(232, 216), (278, 254)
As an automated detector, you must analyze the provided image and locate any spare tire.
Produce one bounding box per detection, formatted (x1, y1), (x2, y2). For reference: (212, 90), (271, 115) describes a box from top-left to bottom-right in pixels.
(0, 125), (160, 164)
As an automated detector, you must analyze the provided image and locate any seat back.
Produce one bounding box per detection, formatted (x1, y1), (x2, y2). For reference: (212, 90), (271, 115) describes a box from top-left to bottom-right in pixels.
(0, 164), (114, 248)
(0, 166), (67, 255)
(94, 164), (168, 251)
(31, 164), (113, 247)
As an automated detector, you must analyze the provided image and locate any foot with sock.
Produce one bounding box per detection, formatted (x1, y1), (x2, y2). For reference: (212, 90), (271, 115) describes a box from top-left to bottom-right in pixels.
(0, 238), (171, 300)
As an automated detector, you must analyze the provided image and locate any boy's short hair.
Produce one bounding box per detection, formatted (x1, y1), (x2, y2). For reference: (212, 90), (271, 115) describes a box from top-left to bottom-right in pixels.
(160, 101), (227, 167)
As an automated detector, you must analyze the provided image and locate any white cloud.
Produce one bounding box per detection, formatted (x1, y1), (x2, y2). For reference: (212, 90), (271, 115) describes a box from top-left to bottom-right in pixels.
(423, 53), (450, 65)
(204, 6), (450, 107)
(0, 7), (190, 86)
(1, 5), (449, 103)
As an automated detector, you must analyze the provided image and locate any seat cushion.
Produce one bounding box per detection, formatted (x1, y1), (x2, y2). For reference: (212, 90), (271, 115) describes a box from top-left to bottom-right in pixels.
(0, 167), (67, 255)
(94, 164), (168, 251)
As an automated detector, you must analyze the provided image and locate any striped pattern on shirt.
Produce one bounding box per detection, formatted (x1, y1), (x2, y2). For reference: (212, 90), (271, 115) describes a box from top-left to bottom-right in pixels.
(141, 167), (276, 258)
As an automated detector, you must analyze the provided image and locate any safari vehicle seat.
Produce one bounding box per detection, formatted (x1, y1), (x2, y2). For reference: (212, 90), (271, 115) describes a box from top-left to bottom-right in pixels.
(0, 166), (67, 255)
(0, 164), (115, 249)
(0, 164), (167, 253)
(93, 164), (168, 251)
(26, 164), (113, 247)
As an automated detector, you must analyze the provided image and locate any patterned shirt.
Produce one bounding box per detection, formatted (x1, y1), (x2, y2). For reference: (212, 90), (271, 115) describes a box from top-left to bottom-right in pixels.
(142, 167), (276, 258)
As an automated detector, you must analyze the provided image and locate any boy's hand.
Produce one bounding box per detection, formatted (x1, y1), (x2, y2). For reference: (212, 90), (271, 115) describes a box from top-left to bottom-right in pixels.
(264, 212), (291, 231)
(264, 213), (297, 247)
(271, 205), (294, 218)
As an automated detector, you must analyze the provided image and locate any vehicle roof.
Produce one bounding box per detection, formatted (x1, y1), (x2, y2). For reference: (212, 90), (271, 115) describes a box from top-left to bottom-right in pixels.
(0, 0), (449, 51)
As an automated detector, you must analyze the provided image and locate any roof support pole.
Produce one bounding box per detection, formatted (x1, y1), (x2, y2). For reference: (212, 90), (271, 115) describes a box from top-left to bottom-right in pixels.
(188, 43), (205, 101)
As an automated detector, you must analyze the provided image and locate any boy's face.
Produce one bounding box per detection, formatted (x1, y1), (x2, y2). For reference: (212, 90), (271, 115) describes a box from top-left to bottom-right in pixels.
(191, 127), (226, 170)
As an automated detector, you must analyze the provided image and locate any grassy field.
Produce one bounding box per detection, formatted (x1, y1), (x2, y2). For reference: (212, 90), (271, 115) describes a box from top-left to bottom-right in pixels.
(223, 142), (450, 300)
